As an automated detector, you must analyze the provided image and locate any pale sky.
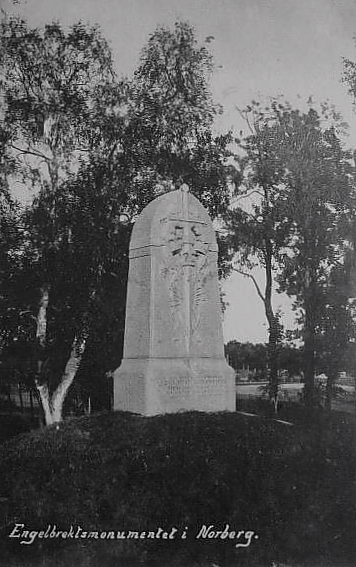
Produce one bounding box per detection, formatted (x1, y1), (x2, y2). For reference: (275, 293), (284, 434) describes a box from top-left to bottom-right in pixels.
(3, 0), (356, 343)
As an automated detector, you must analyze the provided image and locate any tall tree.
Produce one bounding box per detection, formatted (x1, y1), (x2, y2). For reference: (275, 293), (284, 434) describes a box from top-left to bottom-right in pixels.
(0, 16), (125, 423)
(225, 102), (291, 410)
(226, 100), (354, 409)
(342, 46), (356, 384)
(269, 102), (353, 408)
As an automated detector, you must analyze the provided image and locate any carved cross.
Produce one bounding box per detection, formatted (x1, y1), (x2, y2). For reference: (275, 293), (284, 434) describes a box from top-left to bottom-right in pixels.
(167, 184), (208, 270)
(165, 184), (209, 353)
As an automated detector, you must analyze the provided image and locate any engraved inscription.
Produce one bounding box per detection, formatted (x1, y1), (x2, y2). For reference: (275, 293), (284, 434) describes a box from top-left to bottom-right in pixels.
(198, 376), (226, 396)
(158, 376), (191, 397)
(158, 375), (226, 399)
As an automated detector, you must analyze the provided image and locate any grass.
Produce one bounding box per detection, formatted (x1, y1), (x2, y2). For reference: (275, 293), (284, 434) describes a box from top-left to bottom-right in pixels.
(0, 408), (355, 567)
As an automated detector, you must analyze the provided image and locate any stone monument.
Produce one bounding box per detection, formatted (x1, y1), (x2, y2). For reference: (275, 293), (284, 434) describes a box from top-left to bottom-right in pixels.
(113, 184), (235, 415)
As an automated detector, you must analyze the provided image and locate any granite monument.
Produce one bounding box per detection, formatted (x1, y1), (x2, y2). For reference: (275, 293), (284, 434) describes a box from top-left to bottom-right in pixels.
(113, 184), (235, 414)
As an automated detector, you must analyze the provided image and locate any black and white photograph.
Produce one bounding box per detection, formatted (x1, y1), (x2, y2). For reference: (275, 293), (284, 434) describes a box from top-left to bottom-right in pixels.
(0, 0), (356, 565)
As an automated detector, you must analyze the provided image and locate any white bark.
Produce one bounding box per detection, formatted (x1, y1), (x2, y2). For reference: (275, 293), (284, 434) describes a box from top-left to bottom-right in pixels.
(36, 287), (49, 348)
(51, 335), (86, 423)
(36, 335), (87, 425)
(36, 286), (50, 376)
(36, 381), (55, 425)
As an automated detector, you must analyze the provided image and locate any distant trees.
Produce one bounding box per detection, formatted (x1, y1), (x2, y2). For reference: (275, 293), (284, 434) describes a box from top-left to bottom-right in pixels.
(225, 340), (303, 380)
(225, 341), (267, 377)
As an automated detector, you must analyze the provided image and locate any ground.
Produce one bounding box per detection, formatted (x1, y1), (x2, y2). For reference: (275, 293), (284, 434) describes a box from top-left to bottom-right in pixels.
(0, 407), (355, 566)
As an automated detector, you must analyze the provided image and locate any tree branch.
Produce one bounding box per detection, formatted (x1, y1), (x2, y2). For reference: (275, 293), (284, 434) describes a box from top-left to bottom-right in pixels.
(233, 266), (266, 304)
(10, 144), (50, 162)
(230, 189), (264, 205)
(236, 106), (255, 136)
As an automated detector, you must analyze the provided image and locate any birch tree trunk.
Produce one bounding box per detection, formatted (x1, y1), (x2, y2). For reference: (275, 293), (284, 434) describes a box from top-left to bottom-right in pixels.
(35, 382), (54, 425)
(36, 335), (87, 425)
(36, 286), (49, 374)
(34, 283), (88, 425)
(325, 369), (337, 412)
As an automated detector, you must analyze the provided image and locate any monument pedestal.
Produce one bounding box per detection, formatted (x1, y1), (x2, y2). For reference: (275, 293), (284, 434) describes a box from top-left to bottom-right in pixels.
(114, 186), (235, 415)
(114, 357), (236, 415)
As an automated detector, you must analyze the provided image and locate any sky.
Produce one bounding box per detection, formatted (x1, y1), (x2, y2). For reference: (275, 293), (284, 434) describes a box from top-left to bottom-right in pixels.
(3, 0), (356, 343)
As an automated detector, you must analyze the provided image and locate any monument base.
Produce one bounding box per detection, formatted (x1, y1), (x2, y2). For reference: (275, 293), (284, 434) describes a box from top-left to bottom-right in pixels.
(113, 358), (236, 415)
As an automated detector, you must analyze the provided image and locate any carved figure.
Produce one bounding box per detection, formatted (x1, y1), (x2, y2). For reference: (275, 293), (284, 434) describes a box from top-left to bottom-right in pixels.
(160, 186), (211, 344)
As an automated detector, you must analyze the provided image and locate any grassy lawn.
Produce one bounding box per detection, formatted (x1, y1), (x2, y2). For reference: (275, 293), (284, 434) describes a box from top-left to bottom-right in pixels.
(0, 409), (355, 567)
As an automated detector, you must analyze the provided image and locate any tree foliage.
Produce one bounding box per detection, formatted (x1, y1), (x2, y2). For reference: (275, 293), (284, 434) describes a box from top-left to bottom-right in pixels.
(0, 16), (117, 192)
(123, 21), (233, 217)
(0, 17), (233, 423)
(272, 103), (354, 406)
(132, 21), (216, 149)
(226, 99), (355, 408)
(225, 101), (292, 406)
(0, 16), (130, 422)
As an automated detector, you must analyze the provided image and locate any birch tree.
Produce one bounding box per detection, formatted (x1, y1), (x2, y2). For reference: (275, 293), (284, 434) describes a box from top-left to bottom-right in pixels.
(0, 17), (122, 423)
(125, 21), (233, 217)
(0, 18), (233, 423)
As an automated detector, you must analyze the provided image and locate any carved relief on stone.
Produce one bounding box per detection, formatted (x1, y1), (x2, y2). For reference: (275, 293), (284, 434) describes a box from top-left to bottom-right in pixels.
(159, 191), (213, 346)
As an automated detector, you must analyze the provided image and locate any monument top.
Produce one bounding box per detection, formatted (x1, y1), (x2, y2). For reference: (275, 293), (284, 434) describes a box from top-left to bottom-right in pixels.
(130, 185), (218, 255)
